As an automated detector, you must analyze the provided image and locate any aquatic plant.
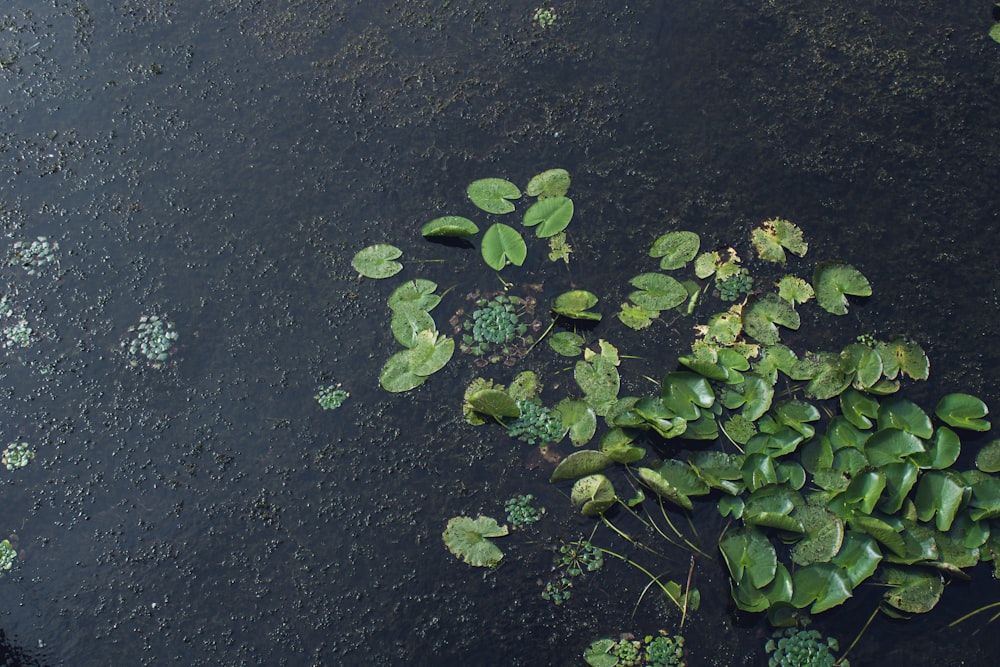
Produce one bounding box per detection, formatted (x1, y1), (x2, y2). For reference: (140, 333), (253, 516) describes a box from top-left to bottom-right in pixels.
(2, 442), (34, 471)
(583, 633), (686, 667)
(532, 6), (558, 29)
(504, 494), (544, 528)
(542, 575), (574, 605)
(379, 280), (454, 392)
(454, 292), (539, 365)
(715, 270), (754, 302)
(315, 384), (349, 410)
(644, 634), (685, 667)
(559, 539), (604, 576)
(0, 540), (15, 575)
(124, 314), (178, 369)
(2, 319), (33, 348)
(8, 236), (58, 275)
(506, 399), (564, 445)
(764, 628), (845, 667)
(352, 244), (403, 279)
(442, 515), (508, 567)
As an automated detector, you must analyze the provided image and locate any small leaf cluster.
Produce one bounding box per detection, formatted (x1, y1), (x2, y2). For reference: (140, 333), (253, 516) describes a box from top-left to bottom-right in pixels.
(504, 493), (544, 528)
(715, 270), (754, 302)
(379, 280), (454, 392)
(2, 442), (33, 470)
(644, 635), (686, 667)
(124, 314), (178, 369)
(8, 236), (59, 275)
(583, 633), (686, 667)
(506, 399), (564, 445)
(2, 319), (33, 349)
(764, 628), (844, 667)
(463, 295), (527, 350)
(315, 384), (349, 410)
(558, 539), (603, 576)
(0, 539), (15, 575)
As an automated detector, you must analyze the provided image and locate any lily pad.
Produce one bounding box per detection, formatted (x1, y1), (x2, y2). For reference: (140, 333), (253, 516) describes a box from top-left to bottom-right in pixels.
(352, 244), (403, 279)
(552, 290), (601, 321)
(790, 562), (853, 614)
(523, 196), (574, 237)
(617, 302), (658, 330)
(390, 306), (436, 348)
(813, 261), (871, 315)
(935, 392), (991, 432)
(421, 216), (480, 238)
(554, 398), (598, 446)
(406, 330), (455, 376)
(388, 279), (440, 312)
(571, 474), (617, 516)
(379, 350), (426, 393)
(549, 331), (585, 357)
(776, 275), (814, 305)
(467, 178), (521, 213)
(481, 223), (527, 270)
(914, 471), (966, 531)
(466, 388), (521, 419)
(877, 337), (930, 380)
(649, 230), (700, 270)
(751, 218), (808, 264)
(743, 294), (800, 345)
(628, 272), (688, 311)
(442, 516), (508, 567)
(976, 439), (1000, 473)
(549, 450), (614, 482)
(880, 566), (943, 614)
(720, 526), (777, 589)
(525, 168), (570, 198)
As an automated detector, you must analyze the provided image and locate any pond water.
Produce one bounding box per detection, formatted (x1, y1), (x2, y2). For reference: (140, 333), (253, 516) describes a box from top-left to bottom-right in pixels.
(1, 1), (999, 665)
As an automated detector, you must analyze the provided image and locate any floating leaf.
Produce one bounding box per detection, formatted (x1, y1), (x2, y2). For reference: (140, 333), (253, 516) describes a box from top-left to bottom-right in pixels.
(407, 330), (454, 376)
(720, 526), (777, 589)
(549, 331), (585, 357)
(976, 440), (1000, 473)
(880, 566), (943, 614)
(442, 516), (508, 567)
(549, 450), (614, 482)
(661, 371), (714, 421)
(617, 302), (658, 330)
(523, 196), (574, 237)
(388, 279), (440, 312)
(547, 232), (572, 263)
(790, 563), (853, 614)
(467, 178), (520, 213)
(598, 427), (646, 463)
(914, 471), (966, 531)
(552, 290), (602, 321)
(743, 294), (800, 345)
(390, 306), (436, 348)
(832, 531), (883, 587)
(481, 223), (527, 270)
(751, 218), (808, 264)
(935, 393), (991, 432)
(629, 273), (688, 311)
(637, 466), (693, 510)
(575, 343), (621, 417)
(466, 388), (521, 419)
(776, 275), (814, 305)
(379, 350), (426, 393)
(878, 397), (934, 439)
(525, 168), (570, 198)
(571, 474), (616, 516)
(554, 399), (598, 446)
(650, 230), (700, 270)
(583, 639), (619, 667)
(813, 261), (871, 315)
(421, 216), (479, 238)
(352, 244), (403, 279)
(840, 388), (880, 429)
(864, 428), (925, 467)
(877, 337), (930, 380)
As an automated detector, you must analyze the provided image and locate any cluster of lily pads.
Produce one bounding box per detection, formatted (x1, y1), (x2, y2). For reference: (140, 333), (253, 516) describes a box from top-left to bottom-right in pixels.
(315, 384), (349, 410)
(764, 628), (844, 667)
(123, 314), (179, 369)
(0, 540), (15, 576)
(504, 494), (544, 528)
(8, 236), (59, 276)
(584, 633), (685, 667)
(2, 442), (34, 471)
(377, 279), (454, 392)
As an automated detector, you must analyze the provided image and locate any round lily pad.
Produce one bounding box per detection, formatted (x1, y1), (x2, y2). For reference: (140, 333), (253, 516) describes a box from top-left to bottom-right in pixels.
(525, 168), (570, 198)
(352, 244), (403, 279)
(790, 505), (844, 566)
(468, 178), (521, 214)
(442, 516), (508, 567)
(421, 216), (479, 238)
(523, 196), (574, 237)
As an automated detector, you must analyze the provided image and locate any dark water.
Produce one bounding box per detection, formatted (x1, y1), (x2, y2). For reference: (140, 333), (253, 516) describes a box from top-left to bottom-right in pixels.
(0, 1), (999, 665)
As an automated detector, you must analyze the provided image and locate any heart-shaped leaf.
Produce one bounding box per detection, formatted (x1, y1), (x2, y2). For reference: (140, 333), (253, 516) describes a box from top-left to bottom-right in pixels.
(935, 393), (991, 431)
(481, 223), (527, 270)
(813, 261), (871, 315)
(352, 244), (403, 279)
(523, 196), (574, 237)
(468, 178), (520, 213)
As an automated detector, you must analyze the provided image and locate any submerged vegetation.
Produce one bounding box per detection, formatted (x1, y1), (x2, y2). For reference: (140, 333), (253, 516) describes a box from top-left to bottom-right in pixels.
(356, 168), (1000, 663)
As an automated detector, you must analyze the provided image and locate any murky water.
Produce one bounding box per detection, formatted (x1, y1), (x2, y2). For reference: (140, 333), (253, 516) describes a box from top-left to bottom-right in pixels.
(1, 1), (999, 665)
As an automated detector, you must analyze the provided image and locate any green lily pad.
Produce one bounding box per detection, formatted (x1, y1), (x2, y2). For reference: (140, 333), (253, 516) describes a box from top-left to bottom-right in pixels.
(352, 244), (403, 279)
(776, 275), (814, 305)
(751, 218), (808, 264)
(628, 272), (688, 311)
(406, 330), (454, 376)
(743, 294), (800, 345)
(840, 388), (880, 429)
(719, 526), (777, 589)
(379, 350), (426, 393)
(790, 562), (853, 614)
(617, 301), (658, 330)
(549, 450), (614, 482)
(571, 474), (617, 516)
(910, 426), (961, 470)
(968, 477), (1000, 521)
(554, 398), (598, 446)
(548, 331), (585, 357)
(864, 428), (925, 467)
(976, 439), (1000, 473)
(480, 223), (527, 270)
(813, 261), (872, 315)
(935, 393), (991, 432)
(831, 531), (883, 587)
(650, 230), (700, 270)
(880, 566), (943, 614)
(553, 290), (602, 321)
(582, 639), (618, 667)
(878, 397), (934, 439)
(388, 279), (440, 312)
(390, 306), (436, 348)
(637, 466), (693, 510)
(598, 427), (646, 464)
(442, 515), (508, 567)
(914, 471), (966, 531)
(877, 337), (930, 380)
(421, 216), (480, 238)
(575, 341), (621, 416)
(525, 168), (570, 198)
(523, 196), (574, 237)
(660, 371), (714, 421)
(465, 388), (521, 419)
(467, 178), (521, 213)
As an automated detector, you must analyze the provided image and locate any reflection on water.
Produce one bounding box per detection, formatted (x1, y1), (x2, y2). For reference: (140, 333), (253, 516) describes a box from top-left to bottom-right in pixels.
(0, 1), (998, 665)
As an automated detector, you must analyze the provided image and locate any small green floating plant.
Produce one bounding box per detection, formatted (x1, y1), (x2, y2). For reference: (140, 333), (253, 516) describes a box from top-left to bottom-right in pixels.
(2, 442), (34, 471)
(315, 384), (349, 410)
(584, 632), (686, 667)
(0, 539), (16, 576)
(504, 493), (545, 528)
(124, 314), (179, 369)
(8, 236), (59, 275)
(532, 6), (559, 29)
(765, 628), (845, 667)
(2, 319), (33, 349)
